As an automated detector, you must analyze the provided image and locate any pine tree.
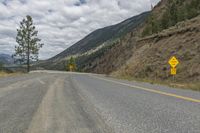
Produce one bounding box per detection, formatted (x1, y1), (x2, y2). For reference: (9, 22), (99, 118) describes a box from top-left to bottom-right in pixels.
(186, 0), (199, 19)
(169, 1), (178, 26)
(142, 25), (151, 37)
(177, 6), (186, 21)
(13, 15), (43, 72)
(161, 10), (170, 29)
(142, 14), (158, 36)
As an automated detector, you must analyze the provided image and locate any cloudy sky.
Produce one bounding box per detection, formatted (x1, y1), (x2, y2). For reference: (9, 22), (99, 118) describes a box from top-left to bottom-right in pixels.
(0, 0), (160, 59)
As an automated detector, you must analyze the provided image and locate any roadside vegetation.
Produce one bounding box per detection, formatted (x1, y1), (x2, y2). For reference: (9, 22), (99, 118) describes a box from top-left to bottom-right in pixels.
(0, 71), (12, 77)
(0, 69), (22, 78)
(0, 72), (24, 78)
(0, 60), (24, 77)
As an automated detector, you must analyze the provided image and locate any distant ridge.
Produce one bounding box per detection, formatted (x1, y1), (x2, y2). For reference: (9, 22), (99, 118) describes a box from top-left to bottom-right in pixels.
(0, 54), (14, 65)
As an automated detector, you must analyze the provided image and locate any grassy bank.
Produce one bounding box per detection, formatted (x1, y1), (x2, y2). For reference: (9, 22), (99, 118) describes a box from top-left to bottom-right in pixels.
(112, 75), (200, 92)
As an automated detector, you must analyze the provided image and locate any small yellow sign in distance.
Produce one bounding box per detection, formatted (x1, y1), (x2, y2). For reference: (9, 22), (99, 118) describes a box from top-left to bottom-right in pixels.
(69, 65), (74, 71)
(168, 56), (179, 68)
(171, 67), (177, 75)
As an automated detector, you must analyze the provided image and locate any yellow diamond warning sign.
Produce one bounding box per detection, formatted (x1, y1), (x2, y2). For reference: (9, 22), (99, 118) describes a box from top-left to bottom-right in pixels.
(168, 56), (179, 68)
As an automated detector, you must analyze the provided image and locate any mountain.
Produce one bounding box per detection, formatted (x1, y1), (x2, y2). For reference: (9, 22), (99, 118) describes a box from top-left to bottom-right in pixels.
(0, 54), (14, 65)
(36, 12), (150, 70)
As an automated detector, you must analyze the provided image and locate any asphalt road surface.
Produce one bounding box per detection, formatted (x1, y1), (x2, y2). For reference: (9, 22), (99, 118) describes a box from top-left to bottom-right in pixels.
(0, 71), (199, 133)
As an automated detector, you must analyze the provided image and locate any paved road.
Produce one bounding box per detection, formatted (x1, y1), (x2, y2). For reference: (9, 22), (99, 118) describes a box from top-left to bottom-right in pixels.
(0, 72), (199, 133)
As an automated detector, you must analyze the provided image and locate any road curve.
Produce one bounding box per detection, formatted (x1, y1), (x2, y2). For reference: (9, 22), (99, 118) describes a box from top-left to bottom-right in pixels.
(0, 72), (199, 133)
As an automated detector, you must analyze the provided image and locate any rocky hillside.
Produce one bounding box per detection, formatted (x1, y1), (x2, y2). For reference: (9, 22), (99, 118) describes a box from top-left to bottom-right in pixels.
(113, 16), (200, 83)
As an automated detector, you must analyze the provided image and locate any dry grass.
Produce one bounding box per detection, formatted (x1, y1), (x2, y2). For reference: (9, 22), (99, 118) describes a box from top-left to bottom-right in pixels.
(0, 71), (10, 77)
(182, 83), (200, 91)
(0, 71), (23, 78)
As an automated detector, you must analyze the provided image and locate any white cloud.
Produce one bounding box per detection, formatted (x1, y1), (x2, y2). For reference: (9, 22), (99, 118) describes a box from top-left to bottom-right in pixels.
(0, 0), (160, 59)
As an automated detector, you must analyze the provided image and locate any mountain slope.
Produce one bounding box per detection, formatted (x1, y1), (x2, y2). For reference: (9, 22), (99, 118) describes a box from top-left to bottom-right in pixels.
(37, 12), (149, 70)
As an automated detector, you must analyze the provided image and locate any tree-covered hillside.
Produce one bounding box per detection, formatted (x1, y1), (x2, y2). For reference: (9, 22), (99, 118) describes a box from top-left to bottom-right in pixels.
(142, 0), (200, 36)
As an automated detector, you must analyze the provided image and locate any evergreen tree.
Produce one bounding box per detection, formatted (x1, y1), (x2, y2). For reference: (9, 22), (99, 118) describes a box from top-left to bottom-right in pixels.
(13, 15), (43, 72)
(161, 10), (170, 29)
(169, 1), (178, 26)
(186, 0), (199, 19)
(177, 6), (186, 21)
(142, 14), (159, 36)
(152, 18), (160, 33)
(142, 25), (151, 37)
